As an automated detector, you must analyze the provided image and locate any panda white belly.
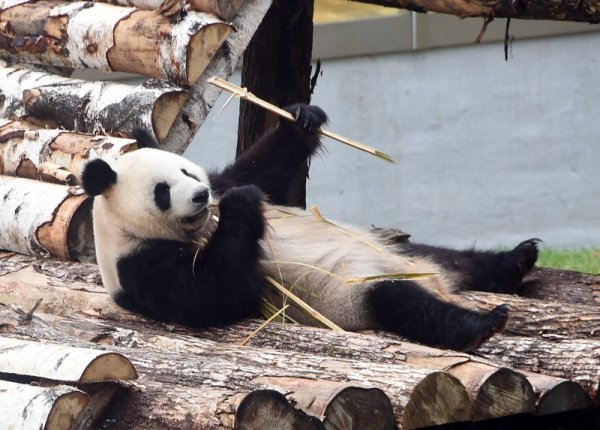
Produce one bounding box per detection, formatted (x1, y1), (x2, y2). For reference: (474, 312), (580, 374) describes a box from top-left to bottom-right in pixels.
(260, 206), (457, 330)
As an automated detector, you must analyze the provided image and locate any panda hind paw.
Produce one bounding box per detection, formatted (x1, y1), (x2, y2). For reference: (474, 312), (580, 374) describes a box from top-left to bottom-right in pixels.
(283, 104), (328, 133)
(512, 238), (541, 273)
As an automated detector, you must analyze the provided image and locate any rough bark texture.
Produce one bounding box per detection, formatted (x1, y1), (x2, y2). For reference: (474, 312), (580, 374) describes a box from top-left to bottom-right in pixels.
(88, 0), (246, 19)
(0, 64), (187, 144)
(163, 0), (272, 154)
(352, 0), (600, 22)
(0, 337), (136, 383)
(237, 0), (315, 207)
(0, 119), (136, 182)
(522, 267), (600, 307)
(0, 1), (231, 85)
(0, 178), (93, 260)
(0, 380), (88, 430)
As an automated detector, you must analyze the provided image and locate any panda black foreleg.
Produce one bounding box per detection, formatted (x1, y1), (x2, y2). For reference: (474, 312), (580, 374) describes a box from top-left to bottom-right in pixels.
(208, 104), (327, 205)
(399, 239), (540, 294)
(366, 280), (509, 351)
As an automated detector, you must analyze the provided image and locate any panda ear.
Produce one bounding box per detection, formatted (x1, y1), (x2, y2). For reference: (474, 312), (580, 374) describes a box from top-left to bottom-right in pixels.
(81, 159), (117, 196)
(131, 128), (159, 149)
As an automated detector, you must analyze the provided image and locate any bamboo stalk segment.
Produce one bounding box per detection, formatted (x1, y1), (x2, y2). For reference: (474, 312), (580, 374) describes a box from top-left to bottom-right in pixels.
(0, 119), (136, 182)
(208, 76), (395, 163)
(0, 1), (231, 86)
(0, 337), (137, 383)
(0, 380), (89, 430)
(0, 176), (93, 260)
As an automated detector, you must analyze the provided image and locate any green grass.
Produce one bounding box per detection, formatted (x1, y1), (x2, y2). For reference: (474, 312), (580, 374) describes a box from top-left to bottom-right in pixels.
(537, 247), (600, 274)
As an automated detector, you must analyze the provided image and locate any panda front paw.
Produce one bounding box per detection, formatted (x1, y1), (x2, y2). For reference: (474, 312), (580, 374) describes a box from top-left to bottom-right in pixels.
(283, 104), (328, 133)
(218, 185), (265, 239)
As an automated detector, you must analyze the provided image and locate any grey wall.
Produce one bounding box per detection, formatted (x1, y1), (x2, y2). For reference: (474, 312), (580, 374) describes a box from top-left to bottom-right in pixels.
(186, 31), (600, 249)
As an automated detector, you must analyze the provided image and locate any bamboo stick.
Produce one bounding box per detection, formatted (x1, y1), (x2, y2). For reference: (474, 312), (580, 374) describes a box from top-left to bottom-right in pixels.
(207, 76), (395, 163)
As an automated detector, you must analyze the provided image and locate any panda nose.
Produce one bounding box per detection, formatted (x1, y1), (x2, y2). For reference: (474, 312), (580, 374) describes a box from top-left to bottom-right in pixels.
(192, 188), (209, 205)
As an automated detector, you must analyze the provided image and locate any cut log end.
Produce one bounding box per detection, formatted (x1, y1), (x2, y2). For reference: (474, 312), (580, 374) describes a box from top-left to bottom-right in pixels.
(235, 389), (325, 430)
(402, 371), (471, 429)
(46, 390), (89, 430)
(322, 386), (397, 430)
(152, 91), (190, 144)
(472, 368), (536, 420)
(536, 381), (592, 415)
(185, 23), (232, 86)
(81, 353), (138, 383)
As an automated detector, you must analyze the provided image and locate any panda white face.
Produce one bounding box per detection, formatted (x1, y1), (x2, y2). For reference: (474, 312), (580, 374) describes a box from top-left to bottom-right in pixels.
(92, 148), (213, 242)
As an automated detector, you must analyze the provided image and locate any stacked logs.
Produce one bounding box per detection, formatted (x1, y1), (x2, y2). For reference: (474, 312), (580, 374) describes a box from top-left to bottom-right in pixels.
(0, 252), (598, 428)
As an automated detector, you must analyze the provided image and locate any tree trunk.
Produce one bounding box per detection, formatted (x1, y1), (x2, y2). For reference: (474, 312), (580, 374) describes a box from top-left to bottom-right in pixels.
(0, 179), (93, 261)
(0, 64), (187, 144)
(352, 0), (600, 22)
(237, 0), (315, 207)
(162, 0), (272, 153)
(86, 0), (246, 19)
(0, 119), (136, 183)
(0, 1), (231, 86)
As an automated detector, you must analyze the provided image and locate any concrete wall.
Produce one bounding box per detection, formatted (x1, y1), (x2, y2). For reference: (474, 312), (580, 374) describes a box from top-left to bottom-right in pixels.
(186, 31), (600, 249)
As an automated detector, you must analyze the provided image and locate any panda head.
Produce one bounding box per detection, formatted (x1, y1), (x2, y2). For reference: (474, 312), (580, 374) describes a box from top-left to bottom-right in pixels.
(81, 148), (212, 242)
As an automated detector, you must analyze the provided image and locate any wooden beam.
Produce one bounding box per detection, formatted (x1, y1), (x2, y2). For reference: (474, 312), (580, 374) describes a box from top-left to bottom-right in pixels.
(352, 0), (600, 23)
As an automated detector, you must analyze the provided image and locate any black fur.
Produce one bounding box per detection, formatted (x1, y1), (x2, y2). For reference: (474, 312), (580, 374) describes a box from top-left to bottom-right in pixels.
(209, 104), (328, 204)
(115, 185), (266, 326)
(366, 280), (509, 351)
(154, 182), (171, 211)
(81, 159), (117, 196)
(398, 238), (540, 294)
(131, 128), (160, 149)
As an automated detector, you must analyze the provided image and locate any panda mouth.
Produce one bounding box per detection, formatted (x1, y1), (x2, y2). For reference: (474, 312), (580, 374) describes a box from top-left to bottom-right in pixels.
(181, 207), (208, 225)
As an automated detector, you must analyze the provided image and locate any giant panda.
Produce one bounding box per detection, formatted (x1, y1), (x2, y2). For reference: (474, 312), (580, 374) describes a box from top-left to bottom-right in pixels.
(81, 104), (539, 352)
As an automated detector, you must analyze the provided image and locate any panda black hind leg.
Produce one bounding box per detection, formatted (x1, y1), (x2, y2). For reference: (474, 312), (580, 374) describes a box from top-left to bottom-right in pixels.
(366, 280), (509, 351)
(398, 238), (540, 294)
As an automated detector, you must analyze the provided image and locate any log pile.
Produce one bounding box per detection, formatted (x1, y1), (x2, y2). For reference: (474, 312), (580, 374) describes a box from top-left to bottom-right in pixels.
(0, 252), (598, 428)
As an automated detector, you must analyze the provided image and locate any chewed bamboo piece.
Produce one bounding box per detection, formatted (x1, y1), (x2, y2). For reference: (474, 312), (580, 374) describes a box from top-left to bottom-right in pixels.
(207, 76), (395, 163)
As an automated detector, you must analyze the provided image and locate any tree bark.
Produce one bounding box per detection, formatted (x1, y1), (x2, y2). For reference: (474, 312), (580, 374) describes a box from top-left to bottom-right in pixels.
(0, 178), (93, 261)
(352, 0), (600, 22)
(84, 0), (246, 19)
(0, 380), (88, 430)
(0, 337), (136, 383)
(523, 267), (600, 307)
(162, 0), (272, 154)
(237, 0), (315, 207)
(0, 119), (136, 183)
(0, 1), (231, 86)
(0, 64), (188, 144)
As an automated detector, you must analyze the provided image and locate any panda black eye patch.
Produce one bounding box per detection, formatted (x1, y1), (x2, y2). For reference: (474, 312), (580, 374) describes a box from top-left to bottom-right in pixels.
(154, 182), (171, 211)
(181, 169), (200, 182)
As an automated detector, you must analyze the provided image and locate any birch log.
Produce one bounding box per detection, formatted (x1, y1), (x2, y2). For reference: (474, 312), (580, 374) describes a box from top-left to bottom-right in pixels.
(0, 337), (137, 382)
(163, 0), (272, 153)
(0, 119), (136, 183)
(92, 0), (246, 20)
(0, 64), (187, 144)
(0, 1), (232, 86)
(0, 177), (93, 260)
(0, 380), (88, 430)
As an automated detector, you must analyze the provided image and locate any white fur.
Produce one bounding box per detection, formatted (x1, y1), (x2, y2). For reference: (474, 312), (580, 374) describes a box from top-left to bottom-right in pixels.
(91, 148), (213, 296)
(261, 207), (456, 329)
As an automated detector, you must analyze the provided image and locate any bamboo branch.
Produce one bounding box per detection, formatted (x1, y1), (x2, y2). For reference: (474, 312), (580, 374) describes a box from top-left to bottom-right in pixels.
(207, 76), (395, 163)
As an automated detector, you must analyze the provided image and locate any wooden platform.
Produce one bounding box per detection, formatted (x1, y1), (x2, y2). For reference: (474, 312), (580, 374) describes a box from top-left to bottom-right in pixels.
(0, 252), (598, 428)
